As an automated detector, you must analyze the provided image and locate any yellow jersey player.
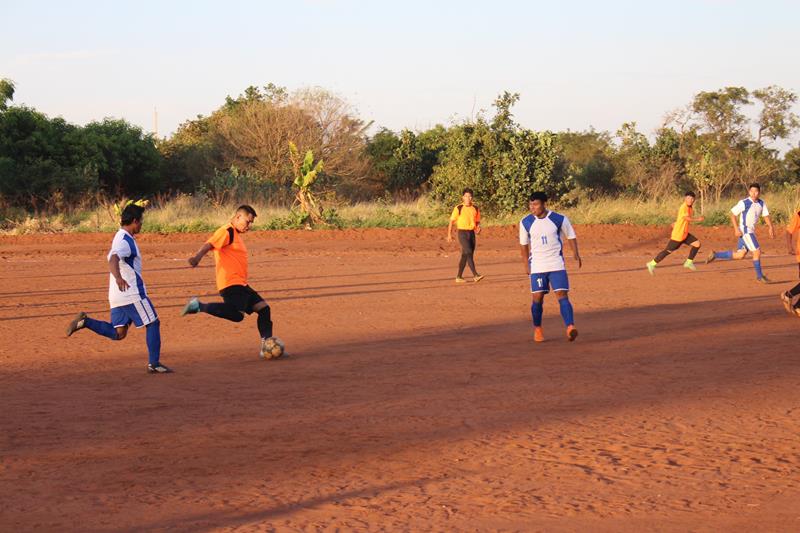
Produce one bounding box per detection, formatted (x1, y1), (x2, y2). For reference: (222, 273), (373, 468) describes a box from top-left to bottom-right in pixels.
(646, 192), (705, 274)
(447, 188), (484, 283)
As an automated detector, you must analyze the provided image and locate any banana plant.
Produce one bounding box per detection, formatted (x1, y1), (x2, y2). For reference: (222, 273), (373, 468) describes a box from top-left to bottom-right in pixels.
(288, 141), (325, 226)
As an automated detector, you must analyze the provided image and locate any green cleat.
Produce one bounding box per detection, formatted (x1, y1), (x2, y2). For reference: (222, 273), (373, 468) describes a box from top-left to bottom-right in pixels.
(683, 259), (697, 271)
(181, 297), (200, 316)
(646, 260), (656, 275)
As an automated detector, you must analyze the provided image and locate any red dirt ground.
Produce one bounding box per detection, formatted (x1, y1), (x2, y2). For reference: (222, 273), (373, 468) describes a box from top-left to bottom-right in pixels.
(1, 225), (799, 532)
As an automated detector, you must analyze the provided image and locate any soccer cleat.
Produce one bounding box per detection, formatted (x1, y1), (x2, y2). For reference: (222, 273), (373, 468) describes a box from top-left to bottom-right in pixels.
(646, 260), (656, 275)
(66, 312), (88, 337)
(259, 338), (268, 359)
(181, 297), (200, 316)
(473, 275), (485, 283)
(147, 363), (173, 373)
(534, 327), (544, 343)
(705, 251), (716, 264)
(683, 259), (697, 271)
(756, 276), (770, 284)
(566, 325), (578, 342)
(780, 292), (794, 315)
(455, 277), (466, 284)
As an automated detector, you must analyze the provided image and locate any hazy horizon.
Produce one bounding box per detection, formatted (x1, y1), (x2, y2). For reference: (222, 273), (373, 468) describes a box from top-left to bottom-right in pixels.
(3, 0), (799, 144)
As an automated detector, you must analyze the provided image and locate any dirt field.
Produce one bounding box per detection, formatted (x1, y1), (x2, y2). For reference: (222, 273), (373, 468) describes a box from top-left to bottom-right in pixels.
(1, 225), (799, 532)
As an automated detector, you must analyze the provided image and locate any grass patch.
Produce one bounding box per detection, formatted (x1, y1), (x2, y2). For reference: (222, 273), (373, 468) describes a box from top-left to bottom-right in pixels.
(2, 189), (799, 235)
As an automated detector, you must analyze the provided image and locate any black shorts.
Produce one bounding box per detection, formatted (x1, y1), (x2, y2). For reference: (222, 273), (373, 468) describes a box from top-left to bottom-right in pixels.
(220, 285), (264, 314)
(666, 233), (698, 250)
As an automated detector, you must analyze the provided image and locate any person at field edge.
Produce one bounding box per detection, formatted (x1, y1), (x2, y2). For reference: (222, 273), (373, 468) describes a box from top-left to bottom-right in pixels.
(646, 191), (705, 275)
(447, 188), (484, 283)
(66, 202), (172, 373)
(706, 183), (775, 283)
(779, 207), (800, 317)
(180, 205), (277, 359)
(519, 191), (582, 343)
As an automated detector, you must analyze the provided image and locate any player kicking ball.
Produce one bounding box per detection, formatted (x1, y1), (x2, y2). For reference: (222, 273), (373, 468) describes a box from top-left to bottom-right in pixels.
(519, 191), (582, 343)
(779, 207), (800, 317)
(706, 183), (775, 283)
(646, 192), (704, 274)
(66, 201), (172, 373)
(181, 205), (277, 359)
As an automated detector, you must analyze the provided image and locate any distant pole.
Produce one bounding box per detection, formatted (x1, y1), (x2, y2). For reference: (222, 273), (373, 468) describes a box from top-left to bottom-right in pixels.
(153, 107), (158, 138)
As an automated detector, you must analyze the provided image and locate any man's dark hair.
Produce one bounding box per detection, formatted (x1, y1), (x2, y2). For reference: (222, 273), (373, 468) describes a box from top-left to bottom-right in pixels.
(529, 191), (548, 203)
(748, 183), (761, 191)
(462, 188), (474, 196)
(236, 204), (257, 218)
(685, 191), (696, 198)
(120, 204), (145, 226)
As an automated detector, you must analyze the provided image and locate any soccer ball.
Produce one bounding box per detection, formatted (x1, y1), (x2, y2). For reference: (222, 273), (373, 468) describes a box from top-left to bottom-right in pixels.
(261, 337), (285, 360)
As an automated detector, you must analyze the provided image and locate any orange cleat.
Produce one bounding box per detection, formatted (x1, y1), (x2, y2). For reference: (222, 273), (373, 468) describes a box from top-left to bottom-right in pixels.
(566, 325), (578, 342)
(534, 327), (544, 343)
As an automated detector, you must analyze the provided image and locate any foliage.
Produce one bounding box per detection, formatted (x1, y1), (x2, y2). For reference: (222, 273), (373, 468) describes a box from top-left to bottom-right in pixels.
(288, 141), (325, 226)
(430, 92), (563, 213)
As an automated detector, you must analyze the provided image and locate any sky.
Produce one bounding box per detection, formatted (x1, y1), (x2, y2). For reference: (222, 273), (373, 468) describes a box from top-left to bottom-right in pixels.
(2, 0), (799, 143)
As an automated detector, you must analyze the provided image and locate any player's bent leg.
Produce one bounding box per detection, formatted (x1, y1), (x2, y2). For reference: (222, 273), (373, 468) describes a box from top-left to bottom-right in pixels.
(82, 316), (121, 340)
(202, 302), (245, 322)
(684, 240), (700, 270)
(115, 325), (128, 340)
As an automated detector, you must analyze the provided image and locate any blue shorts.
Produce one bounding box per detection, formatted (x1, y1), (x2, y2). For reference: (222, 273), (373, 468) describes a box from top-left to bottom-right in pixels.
(111, 297), (158, 328)
(737, 234), (760, 252)
(530, 270), (569, 294)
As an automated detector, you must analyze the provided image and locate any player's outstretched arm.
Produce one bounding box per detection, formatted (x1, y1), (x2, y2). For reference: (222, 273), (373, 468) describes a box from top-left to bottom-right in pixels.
(188, 243), (213, 267)
(109, 254), (130, 291)
(568, 238), (582, 269)
(520, 244), (531, 275)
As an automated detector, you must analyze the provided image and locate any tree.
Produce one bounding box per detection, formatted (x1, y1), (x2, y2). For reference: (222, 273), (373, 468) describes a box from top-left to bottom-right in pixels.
(0, 78), (14, 111)
(752, 86), (800, 145)
(431, 92), (563, 212)
(288, 142), (325, 227)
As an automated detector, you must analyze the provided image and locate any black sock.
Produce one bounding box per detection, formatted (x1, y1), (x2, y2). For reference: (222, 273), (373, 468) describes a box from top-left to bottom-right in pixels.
(257, 306), (273, 338)
(688, 246), (699, 260)
(202, 302), (244, 322)
(654, 250), (670, 263)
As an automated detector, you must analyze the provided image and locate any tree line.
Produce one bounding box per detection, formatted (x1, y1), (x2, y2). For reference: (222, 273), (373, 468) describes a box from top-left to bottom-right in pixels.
(1, 78), (798, 215)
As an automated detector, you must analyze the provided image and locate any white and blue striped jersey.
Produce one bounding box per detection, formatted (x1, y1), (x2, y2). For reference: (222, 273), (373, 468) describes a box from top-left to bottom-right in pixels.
(731, 198), (769, 234)
(107, 229), (148, 308)
(519, 211), (576, 274)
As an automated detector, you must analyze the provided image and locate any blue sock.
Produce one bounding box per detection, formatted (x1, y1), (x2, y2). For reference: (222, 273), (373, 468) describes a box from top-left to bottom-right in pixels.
(715, 250), (733, 260)
(558, 297), (575, 327)
(146, 320), (161, 365)
(753, 259), (763, 279)
(84, 317), (119, 340)
(531, 302), (543, 327)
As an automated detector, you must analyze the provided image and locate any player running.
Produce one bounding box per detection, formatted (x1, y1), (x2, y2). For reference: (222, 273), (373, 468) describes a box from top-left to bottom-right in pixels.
(706, 183), (775, 283)
(646, 191), (705, 274)
(779, 208), (800, 317)
(447, 188), (484, 283)
(66, 201), (172, 373)
(180, 205), (277, 359)
(519, 191), (582, 343)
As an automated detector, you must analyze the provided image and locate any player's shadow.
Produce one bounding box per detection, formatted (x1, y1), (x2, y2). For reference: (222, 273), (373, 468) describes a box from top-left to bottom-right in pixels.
(4, 287), (799, 530)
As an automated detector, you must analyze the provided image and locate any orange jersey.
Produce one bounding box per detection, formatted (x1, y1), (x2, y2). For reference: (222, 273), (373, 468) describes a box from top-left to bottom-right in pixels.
(207, 224), (249, 290)
(670, 203), (692, 242)
(788, 211), (800, 260)
(450, 204), (480, 230)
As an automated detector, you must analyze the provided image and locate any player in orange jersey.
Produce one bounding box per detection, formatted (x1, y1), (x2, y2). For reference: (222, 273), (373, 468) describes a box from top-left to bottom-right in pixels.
(779, 209), (800, 317)
(646, 192), (705, 275)
(180, 205), (277, 358)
